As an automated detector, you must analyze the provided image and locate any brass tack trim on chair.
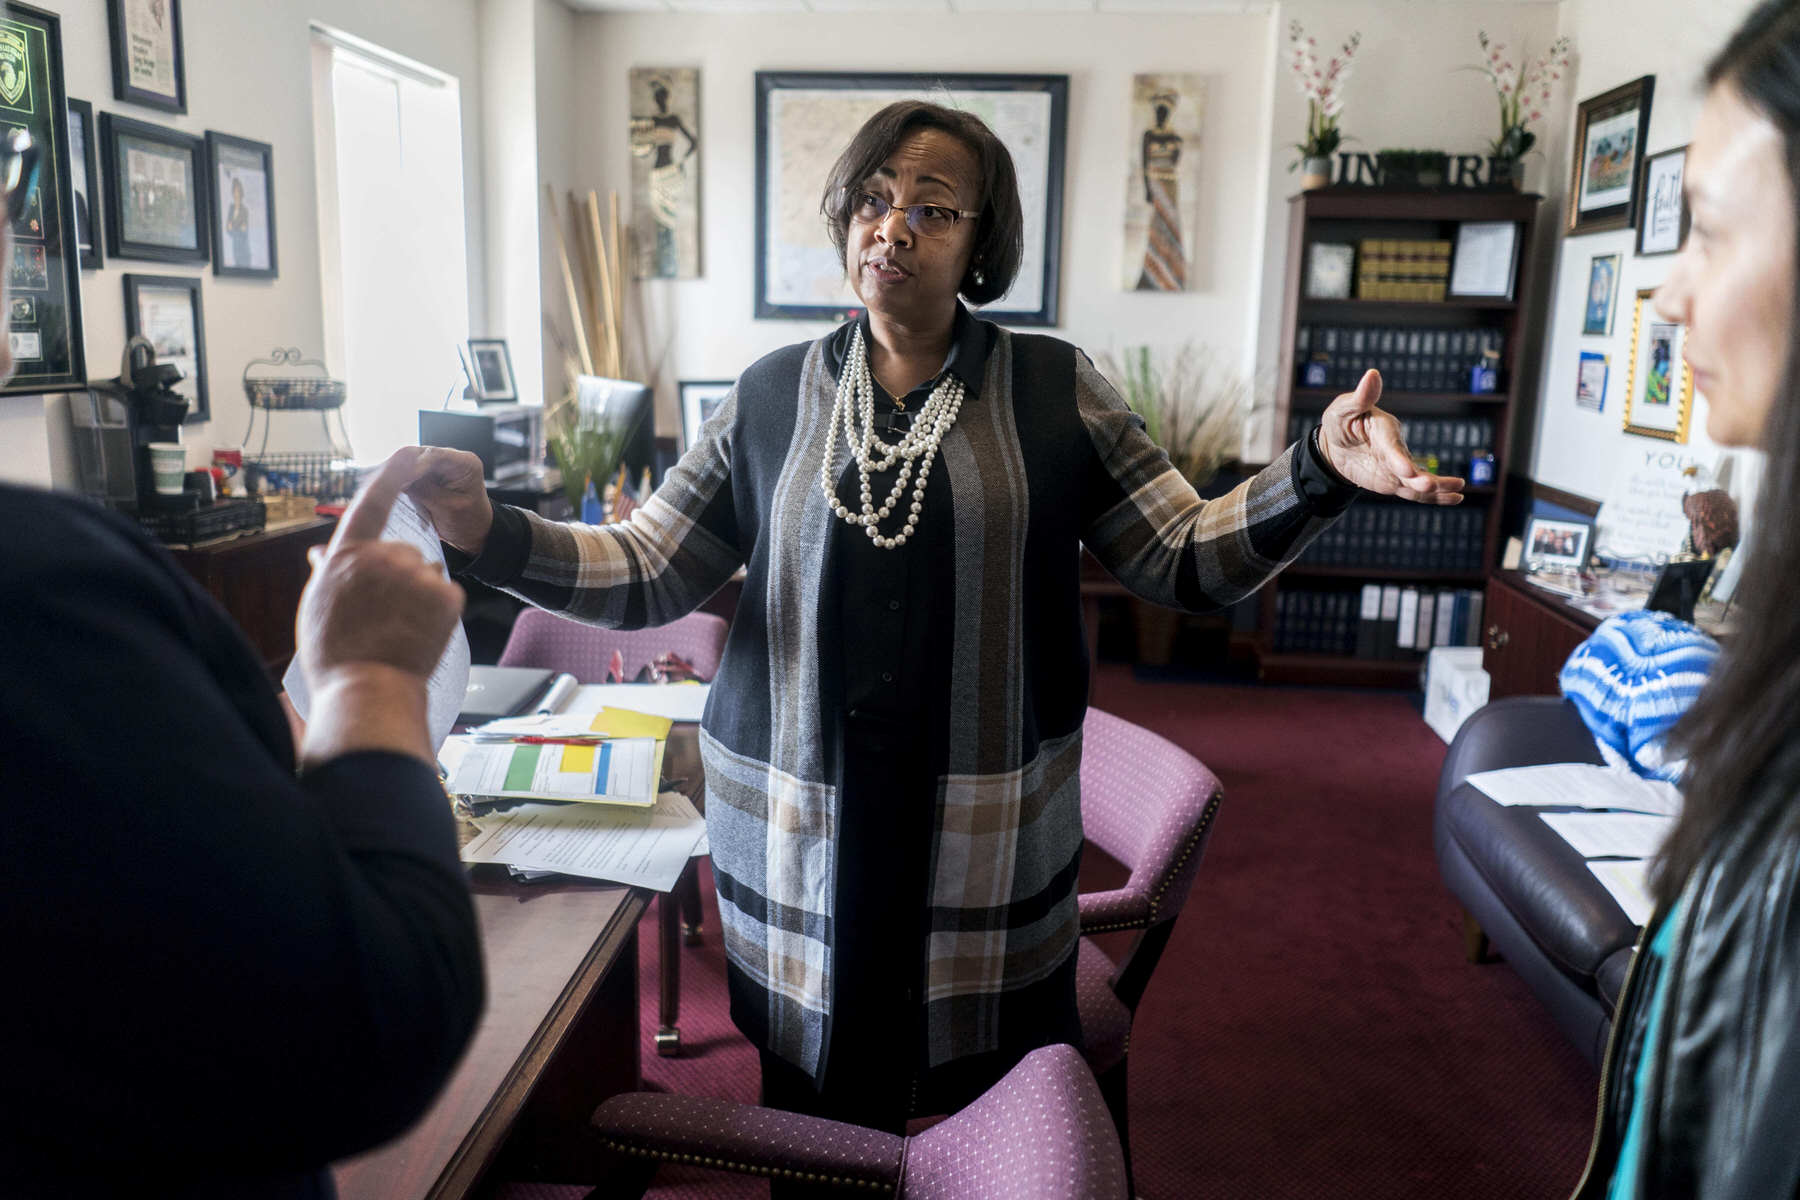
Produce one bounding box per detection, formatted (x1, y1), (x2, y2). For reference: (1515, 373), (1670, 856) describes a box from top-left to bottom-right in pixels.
(598, 1138), (898, 1192)
(1079, 786), (1224, 935)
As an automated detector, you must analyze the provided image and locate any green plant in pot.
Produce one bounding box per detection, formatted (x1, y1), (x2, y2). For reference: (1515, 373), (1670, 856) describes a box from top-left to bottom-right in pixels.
(1285, 20), (1363, 188)
(1460, 31), (1572, 189)
(546, 376), (640, 519)
(1099, 343), (1247, 665)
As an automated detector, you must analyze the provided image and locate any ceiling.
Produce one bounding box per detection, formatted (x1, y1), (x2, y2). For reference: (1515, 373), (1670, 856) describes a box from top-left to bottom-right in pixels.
(562, 0), (1556, 11)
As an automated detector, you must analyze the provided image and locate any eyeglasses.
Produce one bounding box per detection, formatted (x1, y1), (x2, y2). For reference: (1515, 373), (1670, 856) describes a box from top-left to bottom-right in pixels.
(848, 189), (978, 239)
(2, 129), (40, 227)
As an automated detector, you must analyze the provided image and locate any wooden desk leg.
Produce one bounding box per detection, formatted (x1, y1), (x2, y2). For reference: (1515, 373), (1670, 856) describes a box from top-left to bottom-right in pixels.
(677, 864), (704, 945)
(1462, 909), (1493, 964)
(655, 883), (682, 1057)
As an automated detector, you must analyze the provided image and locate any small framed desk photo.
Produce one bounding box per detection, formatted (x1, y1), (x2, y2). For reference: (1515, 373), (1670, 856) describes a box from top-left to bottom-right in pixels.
(1448, 221), (1519, 300)
(679, 379), (732, 450)
(1523, 515), (1593, 572)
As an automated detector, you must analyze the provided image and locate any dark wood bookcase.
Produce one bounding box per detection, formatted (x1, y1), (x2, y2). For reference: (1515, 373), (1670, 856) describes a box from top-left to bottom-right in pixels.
(1256, 187), (1544, 687)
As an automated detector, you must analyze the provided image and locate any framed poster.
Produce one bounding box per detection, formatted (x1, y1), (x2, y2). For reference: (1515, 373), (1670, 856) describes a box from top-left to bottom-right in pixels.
(467, 337), (516, 402)
(66, 96), (99, 268)
(1637, 145), (1688, 256)
(1567, 76), (1654, 236)
(123, 273), (208, 423)
(1576, 350), (1608, 412)
(1582, 253), (1621, 336)
(754, 71), (1067, 325)
(1122, 73), (1204, 292)
(679, 378), (731, 450)
(205, 131), (276, 278)
(99, 112), (206, 262)
(1622, 287), (1691, 442)
(107, 0), (186, 113)
(0, 3), (86, 394)
(629, 67), (699, 280)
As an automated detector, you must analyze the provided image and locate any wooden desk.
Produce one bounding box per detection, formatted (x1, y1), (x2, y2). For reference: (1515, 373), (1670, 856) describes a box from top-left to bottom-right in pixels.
(333, 878), (650, 1199)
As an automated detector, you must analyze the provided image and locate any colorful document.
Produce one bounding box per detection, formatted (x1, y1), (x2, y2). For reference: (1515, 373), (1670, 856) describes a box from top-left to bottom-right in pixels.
(444, 735), (658, 806)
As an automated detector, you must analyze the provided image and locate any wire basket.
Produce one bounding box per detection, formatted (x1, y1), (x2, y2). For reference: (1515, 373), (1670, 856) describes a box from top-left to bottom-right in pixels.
(245, 451), (361, 504)
(244, 348), (346, 411)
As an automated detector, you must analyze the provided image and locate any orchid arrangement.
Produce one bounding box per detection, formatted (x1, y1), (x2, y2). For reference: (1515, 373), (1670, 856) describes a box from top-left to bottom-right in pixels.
(1467, 31), (1573, 161)
(1286, 20), (1363, 166)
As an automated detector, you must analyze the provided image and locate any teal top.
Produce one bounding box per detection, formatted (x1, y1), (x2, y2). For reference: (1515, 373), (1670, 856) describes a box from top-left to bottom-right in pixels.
(1607, 901), (1683, 1200)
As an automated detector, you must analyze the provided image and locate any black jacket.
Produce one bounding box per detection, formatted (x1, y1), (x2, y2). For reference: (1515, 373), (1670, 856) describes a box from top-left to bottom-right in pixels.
(1572, 744), (1800, 1199)
(0, 485), (484, 1197)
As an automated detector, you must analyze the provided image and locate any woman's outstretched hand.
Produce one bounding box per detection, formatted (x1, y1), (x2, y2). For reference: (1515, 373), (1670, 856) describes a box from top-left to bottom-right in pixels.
(1318, 369), (1466, 505)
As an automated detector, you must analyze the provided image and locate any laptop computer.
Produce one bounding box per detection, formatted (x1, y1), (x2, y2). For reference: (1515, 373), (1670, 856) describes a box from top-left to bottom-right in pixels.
(457, 665), (557, 724)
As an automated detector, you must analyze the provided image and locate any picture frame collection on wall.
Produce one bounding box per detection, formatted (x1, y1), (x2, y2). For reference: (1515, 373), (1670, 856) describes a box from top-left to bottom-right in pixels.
(13, 0), (276, 415)
(1564, 73), (1696, 443)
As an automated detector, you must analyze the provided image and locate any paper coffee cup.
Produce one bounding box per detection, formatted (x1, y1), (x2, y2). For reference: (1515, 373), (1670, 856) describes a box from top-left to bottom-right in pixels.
(148, 443), (186, 495)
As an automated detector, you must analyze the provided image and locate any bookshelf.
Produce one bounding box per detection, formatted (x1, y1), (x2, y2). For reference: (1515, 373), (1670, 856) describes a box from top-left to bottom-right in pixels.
(1258, 187), (1543, 687)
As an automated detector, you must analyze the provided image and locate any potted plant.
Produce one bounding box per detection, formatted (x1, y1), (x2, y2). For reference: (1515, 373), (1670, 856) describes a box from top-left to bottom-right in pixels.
(1285, 20), (1362, 189)
(1376, 149), (1451, 189)
(1100, 344), (1248, 665)
(1461, 31), (1572, 190)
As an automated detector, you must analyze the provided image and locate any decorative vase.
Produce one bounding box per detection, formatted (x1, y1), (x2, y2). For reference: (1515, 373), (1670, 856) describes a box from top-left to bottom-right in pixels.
(1491, 157), (1524, 191)
(1300, 156), (1333, 190)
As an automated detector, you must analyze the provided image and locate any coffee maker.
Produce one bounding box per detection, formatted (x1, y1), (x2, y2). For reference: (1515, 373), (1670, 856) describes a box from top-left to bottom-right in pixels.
(70, 336), (190, 513)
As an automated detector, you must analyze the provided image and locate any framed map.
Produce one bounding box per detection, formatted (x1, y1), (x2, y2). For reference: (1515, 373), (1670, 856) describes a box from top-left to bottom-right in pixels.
(754, 71), (1067, 325)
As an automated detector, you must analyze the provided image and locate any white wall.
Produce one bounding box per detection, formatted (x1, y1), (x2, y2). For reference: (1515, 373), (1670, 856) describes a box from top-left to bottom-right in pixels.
(571, 9), (1277, 438)
(0, 0), (488, 487)
(1528, 0), (1760, 508)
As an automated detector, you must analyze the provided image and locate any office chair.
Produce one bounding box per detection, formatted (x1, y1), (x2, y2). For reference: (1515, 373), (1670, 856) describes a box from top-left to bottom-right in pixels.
(495, 1042), (1127, 1199)
(497, 606), (729, 1056)
(1077, 707), (1225, 1191)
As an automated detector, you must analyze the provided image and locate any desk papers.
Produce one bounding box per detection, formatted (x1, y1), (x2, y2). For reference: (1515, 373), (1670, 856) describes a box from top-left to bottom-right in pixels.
(1540, 812), (1675, 860)
(443, 736), (658, 806)
(1588, 860), (1655, 925)
(569, 683), (709, 723)
(282, 495), (471, 750)
(461, 791), (706, 891)
(1467, 763), (1683, 817)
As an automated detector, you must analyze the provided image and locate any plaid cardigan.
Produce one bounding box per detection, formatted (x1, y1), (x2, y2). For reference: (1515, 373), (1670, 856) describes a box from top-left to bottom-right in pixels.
(462, 313), (1350, 1082)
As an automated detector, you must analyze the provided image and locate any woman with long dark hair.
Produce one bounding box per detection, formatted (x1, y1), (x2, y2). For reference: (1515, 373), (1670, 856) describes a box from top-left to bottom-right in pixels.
(1571, 3), (1800, 1195)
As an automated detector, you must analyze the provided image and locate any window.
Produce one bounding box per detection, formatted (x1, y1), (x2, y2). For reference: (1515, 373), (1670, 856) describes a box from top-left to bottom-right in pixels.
(311, 26), (469, 462)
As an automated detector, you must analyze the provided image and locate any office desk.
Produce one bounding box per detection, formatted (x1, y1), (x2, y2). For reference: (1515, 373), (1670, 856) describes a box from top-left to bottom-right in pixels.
(332, 877), (650, 1199)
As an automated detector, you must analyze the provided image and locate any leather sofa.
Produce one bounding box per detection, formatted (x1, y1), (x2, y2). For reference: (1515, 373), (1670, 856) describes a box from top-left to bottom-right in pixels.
(1433, 695), (1641, 1065)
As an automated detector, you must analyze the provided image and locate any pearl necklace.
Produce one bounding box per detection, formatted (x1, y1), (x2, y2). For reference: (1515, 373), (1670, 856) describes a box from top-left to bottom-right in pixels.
(819, 324), (964, 549)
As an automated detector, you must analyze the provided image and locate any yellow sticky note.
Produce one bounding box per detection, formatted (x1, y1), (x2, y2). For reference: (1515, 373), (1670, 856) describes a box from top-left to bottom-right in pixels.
(588, 706), (674, 740)
(559, 743), (597, 774)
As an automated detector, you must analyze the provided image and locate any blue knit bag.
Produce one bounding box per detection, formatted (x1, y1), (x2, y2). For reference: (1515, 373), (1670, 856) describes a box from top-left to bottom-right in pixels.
(1558, 610), (1720, 782)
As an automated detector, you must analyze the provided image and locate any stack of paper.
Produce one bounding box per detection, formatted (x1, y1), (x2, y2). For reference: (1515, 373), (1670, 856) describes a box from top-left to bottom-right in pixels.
(462, 790), (707, 891)
(442, 705), (680, 807)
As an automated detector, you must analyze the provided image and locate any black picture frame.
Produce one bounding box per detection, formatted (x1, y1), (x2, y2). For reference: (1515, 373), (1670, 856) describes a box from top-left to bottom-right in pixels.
(106, 0), (186, 114)
(0, 3), (87, 395)
(99, 111), (207, 263)
(66, 97), (101, 269)
(205, 131), (277, 278)
(754, 71), (1067, 325)
(123, 272), (208, 424)
(467, 337), (517, 402)
(1636, 145), (1689, 256)
(679, 378), (732, 450)
(1567, 75), (1655, 236)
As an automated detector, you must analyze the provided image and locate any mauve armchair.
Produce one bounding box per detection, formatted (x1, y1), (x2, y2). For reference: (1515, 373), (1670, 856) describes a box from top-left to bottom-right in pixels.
(1076, 707), (1225, 1187)
(562, 1042), (1127, 1198)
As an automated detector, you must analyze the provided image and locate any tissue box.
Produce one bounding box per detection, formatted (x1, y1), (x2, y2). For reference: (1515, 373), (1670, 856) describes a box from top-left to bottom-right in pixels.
(1424, 646), (1489, 743)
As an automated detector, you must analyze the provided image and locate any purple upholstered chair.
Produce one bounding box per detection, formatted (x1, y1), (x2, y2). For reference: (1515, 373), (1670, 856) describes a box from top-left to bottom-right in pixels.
(562, 1042), (1127, 1198)
(499, 607), (729, 684)
(498, 607), (729, 1056)
(1077, 707), (1225, 1185)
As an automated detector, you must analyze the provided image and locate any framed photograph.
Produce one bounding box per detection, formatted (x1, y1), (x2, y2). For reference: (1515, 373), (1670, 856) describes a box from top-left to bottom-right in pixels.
(1304, 242), (1354, 300)
(0, 3), (87, 395)
(1567, 76), (1655, 236)
(467, 338), (517, 402)
(1623, 287), (1692, 442)
(1582, 252), (1621, 336)
(1576, 350), (1608, 412)
(1637, 145), (1688, 256)
(629, 67), (700, 280)
(754, 71), (1067, 325)
(205, 131), (276, 278)
(679, 378), (732, 449)
(107, 0), (186, 113)
(123, 273), (208, 424)
(1523, 515), (1593, 571)
(1122, 73), (1205, 292)
(99, 112), (207, 263)
(1448, 220), (1520, 299)
(66, 98), (100, 269)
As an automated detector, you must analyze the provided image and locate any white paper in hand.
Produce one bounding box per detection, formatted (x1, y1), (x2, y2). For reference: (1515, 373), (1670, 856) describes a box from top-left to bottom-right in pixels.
(282, 492), (471, 750)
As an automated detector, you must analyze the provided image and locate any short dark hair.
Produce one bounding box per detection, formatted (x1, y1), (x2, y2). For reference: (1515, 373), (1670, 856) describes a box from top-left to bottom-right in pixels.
(818, 100), (1023, 306)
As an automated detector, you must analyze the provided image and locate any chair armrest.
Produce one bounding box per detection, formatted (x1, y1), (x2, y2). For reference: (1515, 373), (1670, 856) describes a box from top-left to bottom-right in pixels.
(592, 1092), (904, 1191)
(1078, 888), (1153, 933)
(1439, 696), (1601, 798)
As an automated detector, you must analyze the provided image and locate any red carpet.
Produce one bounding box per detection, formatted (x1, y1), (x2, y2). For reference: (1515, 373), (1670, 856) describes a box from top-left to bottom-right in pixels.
(618, 664), (1596, 1198)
